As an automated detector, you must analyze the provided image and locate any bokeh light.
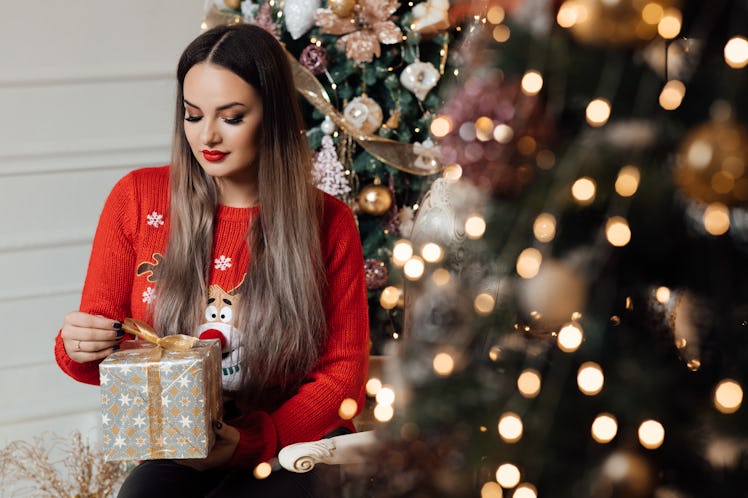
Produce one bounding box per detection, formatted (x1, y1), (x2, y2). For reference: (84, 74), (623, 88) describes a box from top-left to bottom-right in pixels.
(516, 248), (542, 279)
(638, 419), (665, 449)
(577, 362), (604, 395)
(714, 379), (744, 414)
(517, 369), (542, 398)
(498, 412), (524, 443)
(558, 322), (584, 352)
(496, 463), (521, 488)
(591, 413), (618, 443)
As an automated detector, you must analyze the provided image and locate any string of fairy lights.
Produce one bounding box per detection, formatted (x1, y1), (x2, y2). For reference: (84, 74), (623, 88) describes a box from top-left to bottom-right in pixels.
(348, 2), (748, 497)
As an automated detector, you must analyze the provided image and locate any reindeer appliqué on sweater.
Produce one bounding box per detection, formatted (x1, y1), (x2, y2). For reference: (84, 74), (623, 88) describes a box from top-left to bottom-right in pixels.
(137, 253), (245, 390)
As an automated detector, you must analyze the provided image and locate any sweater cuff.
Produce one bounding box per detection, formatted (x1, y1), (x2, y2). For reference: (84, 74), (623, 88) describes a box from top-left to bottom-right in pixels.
(54, 330), (101, 385)
(227, 411), (278, 469)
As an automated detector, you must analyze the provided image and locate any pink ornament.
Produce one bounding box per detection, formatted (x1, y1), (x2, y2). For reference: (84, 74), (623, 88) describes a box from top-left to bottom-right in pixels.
(364, 258), (389, 290)
(300, 45), (330, 76)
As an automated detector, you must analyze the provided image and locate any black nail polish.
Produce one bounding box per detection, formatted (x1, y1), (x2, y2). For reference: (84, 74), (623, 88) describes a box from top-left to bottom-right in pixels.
(112, 344), (120, 351)
(113, 322), (122, 329)
(116, 330), (125, 338)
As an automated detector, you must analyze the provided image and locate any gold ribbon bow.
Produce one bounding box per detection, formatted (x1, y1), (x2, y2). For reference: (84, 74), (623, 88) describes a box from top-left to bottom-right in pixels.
(286, 50), (444, 176)
(121, 318), (199, 358)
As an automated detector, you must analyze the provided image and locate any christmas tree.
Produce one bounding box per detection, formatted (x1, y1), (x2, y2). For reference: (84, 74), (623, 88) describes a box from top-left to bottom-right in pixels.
(206, 0), (462, 352)
(357, 1), (748, 497)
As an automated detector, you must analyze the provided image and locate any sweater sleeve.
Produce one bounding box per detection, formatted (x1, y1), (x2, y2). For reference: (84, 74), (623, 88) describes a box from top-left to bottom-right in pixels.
(228, 196), (370, 468)
(54, 173), (139, 385)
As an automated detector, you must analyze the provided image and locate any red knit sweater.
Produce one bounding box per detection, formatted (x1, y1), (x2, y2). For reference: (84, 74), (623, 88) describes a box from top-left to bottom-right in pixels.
(54, 165), (370, 468)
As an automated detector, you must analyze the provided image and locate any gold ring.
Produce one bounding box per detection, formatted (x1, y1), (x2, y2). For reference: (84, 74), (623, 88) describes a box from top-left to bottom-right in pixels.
(76, 340), (82, 352)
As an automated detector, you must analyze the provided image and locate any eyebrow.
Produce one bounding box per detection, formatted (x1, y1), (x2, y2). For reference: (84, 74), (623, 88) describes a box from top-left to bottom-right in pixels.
(183, 99), (247, 112)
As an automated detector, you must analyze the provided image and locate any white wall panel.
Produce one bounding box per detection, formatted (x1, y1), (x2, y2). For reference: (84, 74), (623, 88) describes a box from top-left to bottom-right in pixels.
(0, 0), (208, 467)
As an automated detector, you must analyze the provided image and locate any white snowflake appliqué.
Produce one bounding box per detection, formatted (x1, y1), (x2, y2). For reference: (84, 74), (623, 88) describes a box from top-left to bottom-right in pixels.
(214, 255), (232, 271)
(142, 286), (156, 304)
(146, 211), (165, 228)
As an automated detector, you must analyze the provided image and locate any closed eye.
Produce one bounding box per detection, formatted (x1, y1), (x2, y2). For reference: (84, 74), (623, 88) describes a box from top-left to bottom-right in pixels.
(223, 116), (244, 125)
(185, 115), (202, 122)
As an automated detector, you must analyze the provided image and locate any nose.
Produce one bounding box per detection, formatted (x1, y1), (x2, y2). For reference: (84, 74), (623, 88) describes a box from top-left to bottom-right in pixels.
(201, 118), (221, 147)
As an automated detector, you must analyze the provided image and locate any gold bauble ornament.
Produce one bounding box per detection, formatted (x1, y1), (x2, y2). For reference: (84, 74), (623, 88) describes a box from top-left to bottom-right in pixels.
(223, 0), (242, 10)
(562, 0), (681, 47)
(674, 119), (748, 206)
(591, 451), (656, 498)
(357, 180), (393, 216)
(344, 95), (384, 135)
(328, 0), (356, 17)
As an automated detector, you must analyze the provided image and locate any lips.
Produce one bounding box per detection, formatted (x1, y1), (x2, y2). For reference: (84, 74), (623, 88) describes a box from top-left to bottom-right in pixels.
(202, 150), (228, 162)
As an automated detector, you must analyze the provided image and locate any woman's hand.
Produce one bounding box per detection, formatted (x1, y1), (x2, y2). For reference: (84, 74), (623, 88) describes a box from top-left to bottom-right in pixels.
(61, 311), (124, 363)
(179, 421), (240, 471)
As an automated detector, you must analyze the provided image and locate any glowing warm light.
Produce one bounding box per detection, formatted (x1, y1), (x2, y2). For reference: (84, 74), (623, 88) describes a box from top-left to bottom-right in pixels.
(476, 116), (495, 142)
(432, 268), (451, 286)
(725, 36), (748, 69)
(586, 98), (611, 127)
(517, 369), (542, 398)
(376, 386), (395, 406)
(659, 79), (686, 110)
(514, 483), (537, 498)
(533, 213), (557, 243)
(557, 322), (584, 352)
(474, 293), (496, 315)
(687, 359), (702, 371)
(572, 177), (596, 204)
(338, 398), (358, 420)
(521, 70), (544, 96)
(433, 352), (455, 376)
(641, 2), (664, 24)
(655, 286), (671, 304)
(493, 124), (514, 143)
(443, 163), (463, 182)
(496, 463), (521, 488)
(703, 203), (730, 236)
(606, 217), (632, 247)
(430, 115), (452, 137)
(465, 215), (487, 239)
(486, 5), (505, 24)
(591, 413), (618, 443)
(489, 346), (502, 362)
(615, 165), (640, 197)
(379, 286), (400, 309)
(422, 242), (443, 263)
(557, 1), (585, 28)
(392, 240), (414, 265)
(498, 412), (523, 443)
(638, 419), (665, 449)
(714, 379), (744, 414)
(374, 403), (394, 422)
(657, 8), (682, 39)
(577, 362), (604, 395)
(517, 136), (537, 155)
(253, 462), (272, 479)
(492, 24), (511, 42)
(516, 248), (542, 279)
(403, 256), (425, 280)
(481, 481), (503, 498)
(366, 377), (382, 396)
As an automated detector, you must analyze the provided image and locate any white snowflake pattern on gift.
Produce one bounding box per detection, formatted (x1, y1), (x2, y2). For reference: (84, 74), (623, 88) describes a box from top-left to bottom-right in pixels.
(142, 286), (155, 304)
(214, 255), (232, 271)
(146, 211), (165, 228)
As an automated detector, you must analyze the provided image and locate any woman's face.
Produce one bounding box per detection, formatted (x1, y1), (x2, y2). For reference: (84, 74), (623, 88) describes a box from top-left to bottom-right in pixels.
(182, 62), (263, 198)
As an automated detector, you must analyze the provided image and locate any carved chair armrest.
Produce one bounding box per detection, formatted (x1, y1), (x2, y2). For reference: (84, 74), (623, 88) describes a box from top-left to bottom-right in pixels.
(277, 430), (378, 473)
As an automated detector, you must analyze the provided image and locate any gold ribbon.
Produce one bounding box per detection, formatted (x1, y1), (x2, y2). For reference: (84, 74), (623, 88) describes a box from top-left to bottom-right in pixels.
(121, 318), (199, 458)
(286, 50), (444, 176)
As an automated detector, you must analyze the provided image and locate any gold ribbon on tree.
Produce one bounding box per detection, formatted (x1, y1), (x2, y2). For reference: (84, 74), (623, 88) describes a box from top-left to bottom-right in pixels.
(286, 50), (444, 176)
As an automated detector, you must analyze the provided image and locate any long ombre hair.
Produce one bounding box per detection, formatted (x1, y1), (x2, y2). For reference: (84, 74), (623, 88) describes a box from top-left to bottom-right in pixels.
(154, 23), (326, 403)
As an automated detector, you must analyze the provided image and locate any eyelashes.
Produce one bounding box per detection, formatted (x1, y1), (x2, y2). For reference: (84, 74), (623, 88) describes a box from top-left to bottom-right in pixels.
(183, 114), (245, 125)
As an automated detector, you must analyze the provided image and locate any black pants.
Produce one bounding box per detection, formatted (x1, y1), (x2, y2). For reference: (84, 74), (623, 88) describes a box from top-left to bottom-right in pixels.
(117, 459), (338, 498)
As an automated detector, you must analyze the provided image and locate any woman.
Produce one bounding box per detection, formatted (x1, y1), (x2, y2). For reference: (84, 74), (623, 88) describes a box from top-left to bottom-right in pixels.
(54, 23), (370, 497)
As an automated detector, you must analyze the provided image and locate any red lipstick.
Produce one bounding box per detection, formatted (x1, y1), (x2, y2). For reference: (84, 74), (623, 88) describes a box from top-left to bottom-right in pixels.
(202, 150), (228, 162)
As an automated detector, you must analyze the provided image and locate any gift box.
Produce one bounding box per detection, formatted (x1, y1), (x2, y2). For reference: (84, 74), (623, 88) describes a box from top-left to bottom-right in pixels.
(99, 338), (222, 461)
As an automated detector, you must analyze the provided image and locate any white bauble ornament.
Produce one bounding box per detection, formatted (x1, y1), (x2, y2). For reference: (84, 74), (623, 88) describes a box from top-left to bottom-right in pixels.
(284, 0), (320, 39)
(411, 0), (450, 33)
(320, 116), (336, 135)
(400, 60), (440, 101)
(343, 96), (383, 135)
